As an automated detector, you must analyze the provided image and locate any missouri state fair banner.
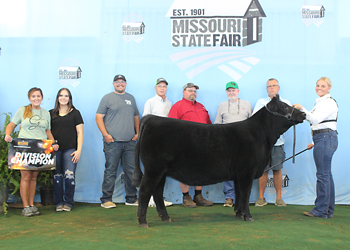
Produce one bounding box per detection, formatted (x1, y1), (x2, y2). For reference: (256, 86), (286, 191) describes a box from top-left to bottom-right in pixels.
(167, 0), (265, 48)
(8, 138), (56, 170)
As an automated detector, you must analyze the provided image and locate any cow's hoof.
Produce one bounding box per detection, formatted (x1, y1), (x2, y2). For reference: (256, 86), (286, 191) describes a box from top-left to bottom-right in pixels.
(161, 217), (172, 222)
(162, 218), (172, 222)
(244, 217), (254, 222)
(160, 216), (172, 222)
(139, 223), (149, 228)
(236, 214), (243, 219)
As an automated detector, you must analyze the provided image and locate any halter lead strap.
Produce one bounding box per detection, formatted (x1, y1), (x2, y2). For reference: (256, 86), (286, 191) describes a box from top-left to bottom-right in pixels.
(265, 104), (298, 166)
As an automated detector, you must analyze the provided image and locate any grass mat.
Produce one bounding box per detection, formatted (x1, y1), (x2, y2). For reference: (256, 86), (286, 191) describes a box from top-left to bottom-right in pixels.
(1, 203), (349, 249)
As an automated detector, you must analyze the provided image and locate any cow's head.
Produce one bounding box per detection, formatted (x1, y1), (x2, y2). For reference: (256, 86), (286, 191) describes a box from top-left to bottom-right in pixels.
(266, 95), (306, 124)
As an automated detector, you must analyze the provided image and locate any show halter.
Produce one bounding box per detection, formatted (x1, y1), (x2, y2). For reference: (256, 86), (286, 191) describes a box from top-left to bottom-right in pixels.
(265, 104), (295, 122)
(264, 105), (302, 171)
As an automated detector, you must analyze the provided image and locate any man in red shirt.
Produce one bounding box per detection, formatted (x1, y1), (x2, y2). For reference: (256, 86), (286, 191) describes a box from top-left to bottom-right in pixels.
(168, 83), (213, 208)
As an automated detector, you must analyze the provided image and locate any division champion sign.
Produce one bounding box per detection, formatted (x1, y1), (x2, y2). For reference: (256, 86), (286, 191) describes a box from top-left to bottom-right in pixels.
(8, 138), (56, 170)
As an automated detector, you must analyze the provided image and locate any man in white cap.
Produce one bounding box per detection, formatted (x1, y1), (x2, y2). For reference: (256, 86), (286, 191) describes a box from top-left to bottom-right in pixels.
(168, 83), (213, 208)
(143, 78), (173, 207)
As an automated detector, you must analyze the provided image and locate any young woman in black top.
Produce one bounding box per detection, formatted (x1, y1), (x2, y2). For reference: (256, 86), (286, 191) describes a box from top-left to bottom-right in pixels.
(50, 88), (84, 211)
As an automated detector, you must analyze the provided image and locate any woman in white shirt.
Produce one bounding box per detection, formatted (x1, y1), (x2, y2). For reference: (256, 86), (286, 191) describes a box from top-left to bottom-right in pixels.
(294, 77), (338, 218)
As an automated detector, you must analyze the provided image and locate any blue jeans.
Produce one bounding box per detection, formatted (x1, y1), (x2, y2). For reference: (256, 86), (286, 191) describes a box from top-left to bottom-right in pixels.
(53, 149), (77, 207)
(310, 130), (338, 218)
(101, 141), (137, 204)
(223, 181), (235, 200)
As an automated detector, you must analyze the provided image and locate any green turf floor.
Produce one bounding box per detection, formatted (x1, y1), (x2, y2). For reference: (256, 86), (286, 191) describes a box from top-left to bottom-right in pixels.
(1, 203), (349, 250)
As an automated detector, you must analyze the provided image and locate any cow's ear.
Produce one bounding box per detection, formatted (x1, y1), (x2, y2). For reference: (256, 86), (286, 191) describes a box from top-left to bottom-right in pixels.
(271, 95), (280, 106)
(268, 95), (278, 111)
(270, 95), (278, 104)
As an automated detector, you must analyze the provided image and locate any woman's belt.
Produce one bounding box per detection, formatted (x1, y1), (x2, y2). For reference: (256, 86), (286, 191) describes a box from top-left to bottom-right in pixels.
(312, 128), (337, 136)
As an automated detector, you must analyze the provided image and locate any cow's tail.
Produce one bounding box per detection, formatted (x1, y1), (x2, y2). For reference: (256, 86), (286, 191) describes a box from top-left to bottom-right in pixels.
(132, 122), (144, 187)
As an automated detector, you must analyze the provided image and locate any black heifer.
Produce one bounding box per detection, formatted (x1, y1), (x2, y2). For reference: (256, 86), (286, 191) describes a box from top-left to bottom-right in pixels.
(133, 96), (305, 228)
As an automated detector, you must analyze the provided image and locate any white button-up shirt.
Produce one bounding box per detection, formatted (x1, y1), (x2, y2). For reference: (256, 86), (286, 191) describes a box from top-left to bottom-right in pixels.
(301, 93), (338, 131)
(143, 94), (172, 117)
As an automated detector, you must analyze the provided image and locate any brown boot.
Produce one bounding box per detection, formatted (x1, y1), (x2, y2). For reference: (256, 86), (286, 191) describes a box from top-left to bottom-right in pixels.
(193, 194), (213, 206)
(182, 195), (197, 208)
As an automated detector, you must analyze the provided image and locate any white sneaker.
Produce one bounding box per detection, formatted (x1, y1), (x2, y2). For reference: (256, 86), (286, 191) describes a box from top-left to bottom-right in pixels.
(148, 196), (173, 207)
(164, 200), (173, 207)
(125, 201), (138, 206)
(148, 196), (156, 207)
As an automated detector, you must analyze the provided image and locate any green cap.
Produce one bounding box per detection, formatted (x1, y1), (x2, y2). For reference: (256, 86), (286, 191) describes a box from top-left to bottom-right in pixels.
(226, 81), (239, 90)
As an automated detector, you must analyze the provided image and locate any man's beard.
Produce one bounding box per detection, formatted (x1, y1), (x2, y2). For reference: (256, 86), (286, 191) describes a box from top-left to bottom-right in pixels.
(229, 96), (238, 102)
(115, 88), (125, 93)
(189, 95), (196, 101)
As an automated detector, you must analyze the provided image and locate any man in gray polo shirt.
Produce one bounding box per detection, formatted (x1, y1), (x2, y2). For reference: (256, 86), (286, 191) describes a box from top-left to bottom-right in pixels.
(96, 74), (140, 208)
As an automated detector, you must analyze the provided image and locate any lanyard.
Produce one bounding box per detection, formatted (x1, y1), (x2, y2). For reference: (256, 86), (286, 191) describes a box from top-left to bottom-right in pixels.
(228, 99), (240, 115)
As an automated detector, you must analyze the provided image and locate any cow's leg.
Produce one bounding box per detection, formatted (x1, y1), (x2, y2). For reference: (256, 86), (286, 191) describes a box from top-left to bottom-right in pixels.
(137, 176), (152, 228)
(235, 176), (254, 221)
(137, 172), (162, 227)
(137, 168), (167, 228)
(233, 179), (243, 219)
(153, 176), (171, 222)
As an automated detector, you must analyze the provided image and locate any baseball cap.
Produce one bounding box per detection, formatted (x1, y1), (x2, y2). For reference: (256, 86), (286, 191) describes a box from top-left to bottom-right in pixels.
(226, 81), (239, 90)
(183, 83), (199, 90)
(113, 74), (126, 81)
(156, 78), (168, 86)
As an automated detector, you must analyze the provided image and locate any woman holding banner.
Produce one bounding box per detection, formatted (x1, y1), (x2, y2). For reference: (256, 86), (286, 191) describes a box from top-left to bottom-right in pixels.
(4, 87), (59, 217)
(294, 77), (338, 219)
(50, 88), (84, 212)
